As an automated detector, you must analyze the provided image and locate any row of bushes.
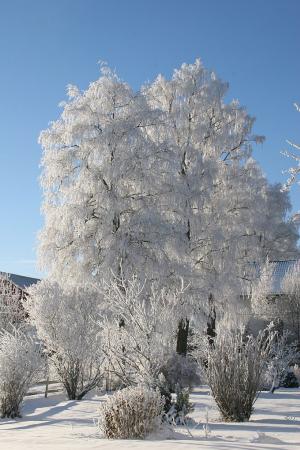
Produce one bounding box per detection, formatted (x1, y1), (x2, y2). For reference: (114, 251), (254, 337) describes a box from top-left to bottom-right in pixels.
(0, 324), (298, 426)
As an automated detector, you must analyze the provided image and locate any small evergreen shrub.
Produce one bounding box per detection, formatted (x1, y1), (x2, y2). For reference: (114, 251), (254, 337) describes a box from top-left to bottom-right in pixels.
(165, 385), (194, 424)
(161, 353), (200, 392)
(280, 370), (299, 388)
(98, 385), (165, 439)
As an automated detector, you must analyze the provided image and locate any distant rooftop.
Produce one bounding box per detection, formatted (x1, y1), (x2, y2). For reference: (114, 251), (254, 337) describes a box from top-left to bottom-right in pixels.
(3, 272), (40, 290)
(253, 259), (300, 294)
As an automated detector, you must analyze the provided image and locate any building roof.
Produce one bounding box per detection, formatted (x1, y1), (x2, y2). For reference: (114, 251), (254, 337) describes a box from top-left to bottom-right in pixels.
(3, 273), (40, 290)
(254, 259), (300, 294)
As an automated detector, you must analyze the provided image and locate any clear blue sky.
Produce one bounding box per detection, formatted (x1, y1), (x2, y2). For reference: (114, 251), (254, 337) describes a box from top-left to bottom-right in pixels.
(0, 0), (299, 278)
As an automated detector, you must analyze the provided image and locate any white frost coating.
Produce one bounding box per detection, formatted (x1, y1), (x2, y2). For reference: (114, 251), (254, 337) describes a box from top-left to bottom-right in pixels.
(38, 60), (299, 313)
(100, 274), (181, 387)
(27, 280), (103, 400)
(98, 385), (164, 439)
(279, 263), (300, 341)
(282, 102), (300, 191)
(0, 327), (42, 418)
(264, 329), (300, 393)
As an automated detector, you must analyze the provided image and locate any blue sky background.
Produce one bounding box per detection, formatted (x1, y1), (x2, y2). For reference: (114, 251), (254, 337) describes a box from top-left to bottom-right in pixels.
(0, 0), (299, 278)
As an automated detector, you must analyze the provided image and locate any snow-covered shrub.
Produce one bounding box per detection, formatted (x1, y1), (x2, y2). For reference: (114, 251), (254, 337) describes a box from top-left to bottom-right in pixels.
(98, 385), (164, 439)
(204, 325), (274, 422)
(280, 370), (299, 388)
(263, 330), (299, 393)
(279, 264), (300, 342)
(100, 275), (180, 389)
(165, 385), (194, 425)
(0, 327), (42, 418)
(161, 352), (200, 392)
(250, 259), (279, 321)
(292, 364), (300, 385)
(27, 280), (103, 400)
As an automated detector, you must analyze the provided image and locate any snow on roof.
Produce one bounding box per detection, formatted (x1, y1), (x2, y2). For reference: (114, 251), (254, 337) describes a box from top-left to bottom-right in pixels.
(254, 259), (300, 294)
(3, 273), (40, 291)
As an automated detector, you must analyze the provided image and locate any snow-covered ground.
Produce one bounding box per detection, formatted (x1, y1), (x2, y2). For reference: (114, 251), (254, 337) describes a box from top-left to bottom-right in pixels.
(1, 387), (300, 449)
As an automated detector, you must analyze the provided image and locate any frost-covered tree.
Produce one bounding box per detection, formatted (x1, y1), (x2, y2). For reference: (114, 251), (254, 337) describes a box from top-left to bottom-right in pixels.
(38, 63), (249, 284)
(38, 60), (298, 342)
(264, 330), (299, 393)
(282, 102), (300, 190)
(38, 66), (169, 284)
(0, 327), (42, 418)
(249, 260), (300, 343)
(250, 259), (278, 321)
(279, 263), (300, 342)
(260, 183), (299, 260)
(27, 280), (103, 400)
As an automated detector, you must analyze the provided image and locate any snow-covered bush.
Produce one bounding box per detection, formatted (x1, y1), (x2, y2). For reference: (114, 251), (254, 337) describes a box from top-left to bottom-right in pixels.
(250, 259), (279, 321)
(280, 370), (299, 388)
(279, 264), (300, 342)
(100, 275), (180, 389)
(98, 385), (164, 439)
(204, 326), (274, 422)
(292, 364), (300, 384)
(27, 280), (103, 400)
(165, 385), (194, 425)
(0, 327), (42, 418)
(263, 330), (300, 393)
(161, 352), (200, 392)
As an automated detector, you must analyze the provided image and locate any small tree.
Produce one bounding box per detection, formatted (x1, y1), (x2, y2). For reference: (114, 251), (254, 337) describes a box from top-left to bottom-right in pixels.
(27, 280), (103, 400)
(281, 102), (300, 191)
(204, 325), (274, 422)
(264, 330), (300, 393)
(0, 327), (42, 418)
(279, 264), (300, 344)
(250, 259), (278, 321)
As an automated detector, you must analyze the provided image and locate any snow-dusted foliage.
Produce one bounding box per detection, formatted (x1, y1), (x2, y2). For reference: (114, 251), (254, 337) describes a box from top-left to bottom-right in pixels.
(279, 263), (300, 342)
(161, 353), (201, 392)
(98, 385), (164, 439)
(260, 184), (299, 260)
(100, 275), (180, 388)
(38, 59), (298, 318)
(164, 385), (194, 425)
(204, 325), (274, 422)
(27, 280), (103, 400)
(0, 273), (25, 331)
(250, 259), (278, 321)
(250, 260), (300, 342)
(264, 330), (300, 393)
(282, 102), (300, 191)
(0, 327), (42, 418)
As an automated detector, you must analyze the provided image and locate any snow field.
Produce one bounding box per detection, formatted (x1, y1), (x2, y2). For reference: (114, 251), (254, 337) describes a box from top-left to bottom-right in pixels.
(1, 387), (300, 449)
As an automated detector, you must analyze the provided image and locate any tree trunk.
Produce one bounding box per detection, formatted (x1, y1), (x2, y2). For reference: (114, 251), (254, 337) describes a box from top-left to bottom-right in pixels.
(270, 375), (279, 394)
(207, 293), (216, 346)
(176, 319), (189, 356)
